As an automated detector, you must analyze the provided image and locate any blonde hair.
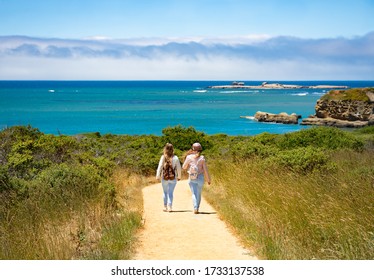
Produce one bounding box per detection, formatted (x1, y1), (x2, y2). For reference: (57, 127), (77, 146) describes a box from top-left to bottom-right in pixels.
(183, 143), (202, 161)
(163, 143), (174, 160)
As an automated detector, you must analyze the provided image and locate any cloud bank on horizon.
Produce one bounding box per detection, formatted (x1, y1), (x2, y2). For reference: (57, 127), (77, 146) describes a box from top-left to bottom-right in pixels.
(1, 32), (374, 80)
(1, 0), (373, 80)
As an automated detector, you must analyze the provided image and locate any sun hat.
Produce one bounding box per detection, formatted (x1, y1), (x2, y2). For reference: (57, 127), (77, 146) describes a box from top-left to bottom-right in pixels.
(192, 142), (202, 151)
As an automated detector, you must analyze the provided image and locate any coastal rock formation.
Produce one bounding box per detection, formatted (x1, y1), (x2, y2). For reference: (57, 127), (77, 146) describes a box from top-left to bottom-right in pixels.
(248, 111), (301, 124)
(300, 116), (369, 128)
(209, 81), (349, 90)
(301, 88), (374, 128)
(314, 99), (372, 121)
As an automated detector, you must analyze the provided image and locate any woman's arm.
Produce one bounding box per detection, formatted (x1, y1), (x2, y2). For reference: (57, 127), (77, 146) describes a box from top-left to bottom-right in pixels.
(156, 155), (164, 180)
(202, 160), (211, 185)
(175, 156), (182, 180)
(182, 156), (190, 170)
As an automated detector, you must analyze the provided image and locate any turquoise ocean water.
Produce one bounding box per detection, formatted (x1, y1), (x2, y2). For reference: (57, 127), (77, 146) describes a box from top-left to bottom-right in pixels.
(0, 81), (373, 136)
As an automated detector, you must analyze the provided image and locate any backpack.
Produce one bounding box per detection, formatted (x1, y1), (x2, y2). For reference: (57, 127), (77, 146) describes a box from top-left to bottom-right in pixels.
(163, 157), (175, 180)
(188, 157), (202, 180)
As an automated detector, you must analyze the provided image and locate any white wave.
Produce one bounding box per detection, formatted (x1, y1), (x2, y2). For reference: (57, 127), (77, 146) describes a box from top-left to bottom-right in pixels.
(291, 92), (308, 96)
(244, 116), (256, 120)
(219, 90), (258, 94)
(48, 89), (55, 93)
(193, 90), (207, 93)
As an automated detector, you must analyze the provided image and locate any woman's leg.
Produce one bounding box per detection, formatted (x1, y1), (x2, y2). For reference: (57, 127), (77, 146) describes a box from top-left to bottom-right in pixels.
(161, 179), (168, 210)
(189, 178), (204, 213)
(167, 179), (177, 210)
(195, 175), (205, 211)
(189, 180), (198, 211)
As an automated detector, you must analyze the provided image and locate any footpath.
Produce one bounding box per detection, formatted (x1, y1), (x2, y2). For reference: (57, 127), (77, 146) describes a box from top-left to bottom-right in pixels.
(133, 180), (257, 260)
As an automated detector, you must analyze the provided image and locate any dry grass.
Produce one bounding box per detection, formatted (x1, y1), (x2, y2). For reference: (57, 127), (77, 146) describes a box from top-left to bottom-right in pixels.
(0, 168), (144, 260)
(204, 150), (374, 259)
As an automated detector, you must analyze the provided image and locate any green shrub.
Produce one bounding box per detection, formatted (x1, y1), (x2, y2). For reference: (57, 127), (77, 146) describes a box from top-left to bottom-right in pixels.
(161, 125), (211, 151)
(276, 127), (364, 151)
(231, 140), (280, 160)
(35, 163), (103, 203)
(6, 139), (36, 178)
(35, 134), (79, 163)
(268, 147), (330, 173)
(0, 166), (13, 192)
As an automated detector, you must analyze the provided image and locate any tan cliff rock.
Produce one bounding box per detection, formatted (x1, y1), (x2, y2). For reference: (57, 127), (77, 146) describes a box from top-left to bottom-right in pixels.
(301, 88), (374, 127)
(241, 111), (301, 124)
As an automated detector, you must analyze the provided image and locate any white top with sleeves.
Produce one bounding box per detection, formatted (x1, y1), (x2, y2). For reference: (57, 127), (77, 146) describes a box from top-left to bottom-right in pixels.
(156, 155), (182, 180)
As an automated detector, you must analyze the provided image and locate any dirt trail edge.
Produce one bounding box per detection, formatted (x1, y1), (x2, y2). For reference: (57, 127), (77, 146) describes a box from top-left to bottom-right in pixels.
(133, 180), (257, 260)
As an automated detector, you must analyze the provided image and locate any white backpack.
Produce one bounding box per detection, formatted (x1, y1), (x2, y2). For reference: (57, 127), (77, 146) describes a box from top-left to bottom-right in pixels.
(188, 157), (202, 180)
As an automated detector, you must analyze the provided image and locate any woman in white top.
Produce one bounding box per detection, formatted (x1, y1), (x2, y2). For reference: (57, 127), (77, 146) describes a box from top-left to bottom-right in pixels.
(182, 142), (211, 214)
(156, 143), (182, 212)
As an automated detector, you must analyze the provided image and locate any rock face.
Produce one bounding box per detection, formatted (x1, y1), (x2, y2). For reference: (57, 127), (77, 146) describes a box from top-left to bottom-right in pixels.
(253, 111), (300, 124)
(301, 88), (374, 127)
(314, 99), (372, 121)
(300, 116), (369, 128)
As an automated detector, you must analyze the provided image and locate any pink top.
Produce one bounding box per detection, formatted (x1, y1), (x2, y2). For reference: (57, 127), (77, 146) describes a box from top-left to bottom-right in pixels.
(183, 154), (211, 183)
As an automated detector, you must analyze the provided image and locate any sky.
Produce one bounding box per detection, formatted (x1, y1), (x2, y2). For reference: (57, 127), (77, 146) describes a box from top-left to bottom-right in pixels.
(0, 0), (373, 80)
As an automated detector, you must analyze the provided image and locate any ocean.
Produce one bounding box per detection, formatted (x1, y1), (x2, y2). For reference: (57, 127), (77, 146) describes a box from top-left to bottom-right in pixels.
(1, 80), (373, 136)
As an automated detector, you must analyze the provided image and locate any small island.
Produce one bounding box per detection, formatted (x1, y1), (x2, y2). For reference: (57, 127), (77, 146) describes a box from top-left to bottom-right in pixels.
(208, 81), (349, 90)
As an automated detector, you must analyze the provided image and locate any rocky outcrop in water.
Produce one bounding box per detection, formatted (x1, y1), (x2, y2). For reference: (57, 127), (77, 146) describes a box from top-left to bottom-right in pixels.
(248, 111), (301, 124)
(209, 81), (349, 90)
(301, 88), (374, 128)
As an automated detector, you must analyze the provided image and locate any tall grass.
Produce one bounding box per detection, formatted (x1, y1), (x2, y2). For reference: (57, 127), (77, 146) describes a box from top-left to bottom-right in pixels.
(205, 150), (374, 259)
(0, 167), (144, 260)
(96, 169), (145, 260)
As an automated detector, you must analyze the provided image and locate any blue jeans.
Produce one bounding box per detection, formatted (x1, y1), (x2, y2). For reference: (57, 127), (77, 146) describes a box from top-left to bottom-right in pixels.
(161, 179), (177, 207)
(188, 174), (204, 210)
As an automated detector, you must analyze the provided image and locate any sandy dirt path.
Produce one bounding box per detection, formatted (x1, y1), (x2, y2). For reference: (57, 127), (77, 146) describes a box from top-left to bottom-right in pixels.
(133, 180), (257, 260)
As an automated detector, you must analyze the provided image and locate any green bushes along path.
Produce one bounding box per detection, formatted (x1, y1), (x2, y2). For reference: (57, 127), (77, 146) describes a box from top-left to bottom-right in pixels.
(1, 125), (373, 259)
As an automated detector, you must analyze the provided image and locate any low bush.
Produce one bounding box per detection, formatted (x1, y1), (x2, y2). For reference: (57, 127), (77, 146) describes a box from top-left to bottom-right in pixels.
(275, 127), (364, 151)
(267, 147), (330, 173)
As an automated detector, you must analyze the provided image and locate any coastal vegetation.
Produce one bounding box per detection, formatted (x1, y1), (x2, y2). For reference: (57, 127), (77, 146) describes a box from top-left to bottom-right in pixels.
(0, 125), (373, 259)
(320, 88), (373, 102)
(205, 128), (373, 259)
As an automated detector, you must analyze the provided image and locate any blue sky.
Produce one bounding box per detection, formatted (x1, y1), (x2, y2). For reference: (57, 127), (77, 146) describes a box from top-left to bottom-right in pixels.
(0, 0), (373, 80)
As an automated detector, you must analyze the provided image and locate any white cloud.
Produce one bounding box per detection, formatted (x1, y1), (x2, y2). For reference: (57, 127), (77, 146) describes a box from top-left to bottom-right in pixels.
(0, 33), (373, 80)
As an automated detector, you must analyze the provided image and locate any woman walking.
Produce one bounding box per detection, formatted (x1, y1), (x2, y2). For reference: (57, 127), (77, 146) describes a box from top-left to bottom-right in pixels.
(156, 143), (182, 212)
(182, 142), (211, 214)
